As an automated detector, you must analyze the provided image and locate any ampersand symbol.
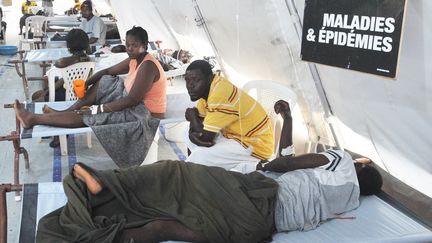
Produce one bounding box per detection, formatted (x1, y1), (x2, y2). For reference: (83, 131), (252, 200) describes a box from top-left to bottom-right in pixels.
(306, 28), (316, 42)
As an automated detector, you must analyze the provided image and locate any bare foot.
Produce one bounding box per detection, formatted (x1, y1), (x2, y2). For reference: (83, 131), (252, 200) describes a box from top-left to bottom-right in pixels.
(13, 100), (33, 129)
(73, 164), (102, 194)
(42, 104), (59, 114)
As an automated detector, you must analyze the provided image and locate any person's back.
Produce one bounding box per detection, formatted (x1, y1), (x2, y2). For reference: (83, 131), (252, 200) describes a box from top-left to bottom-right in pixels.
(54, 28), (90, 68)
(32, 29), (90, 103)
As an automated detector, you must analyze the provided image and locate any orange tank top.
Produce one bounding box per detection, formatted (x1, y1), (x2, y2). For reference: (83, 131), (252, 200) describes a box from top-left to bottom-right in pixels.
(123, 53), (167, 113)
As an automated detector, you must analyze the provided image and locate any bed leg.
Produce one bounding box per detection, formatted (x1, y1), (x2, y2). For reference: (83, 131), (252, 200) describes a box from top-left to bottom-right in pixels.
(12, 131), (30, 202)
(0, 184), (22, 243)
(0, 186), (6, 243)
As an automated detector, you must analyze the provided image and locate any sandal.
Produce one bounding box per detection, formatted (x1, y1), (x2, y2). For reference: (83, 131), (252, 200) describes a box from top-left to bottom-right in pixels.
(49, 136), (60, 148)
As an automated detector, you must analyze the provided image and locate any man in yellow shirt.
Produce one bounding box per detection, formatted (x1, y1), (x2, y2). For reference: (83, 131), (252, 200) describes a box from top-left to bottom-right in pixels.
(185, 60), (274, 173)
(20, 0), (37, 35)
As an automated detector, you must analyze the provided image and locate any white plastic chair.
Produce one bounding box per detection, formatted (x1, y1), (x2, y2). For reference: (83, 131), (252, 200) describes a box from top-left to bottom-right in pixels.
(47, 61), (96, 155)
(242, 80), (297, 158)
(20, 15), (47, 50)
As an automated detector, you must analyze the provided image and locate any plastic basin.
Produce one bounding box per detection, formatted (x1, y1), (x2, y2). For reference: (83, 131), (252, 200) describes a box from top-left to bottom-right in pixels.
(0, 46), (17, 55)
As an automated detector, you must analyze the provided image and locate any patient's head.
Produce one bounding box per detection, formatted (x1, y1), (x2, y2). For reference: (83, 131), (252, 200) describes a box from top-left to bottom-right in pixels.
(111, 45), (126, 53)
(355, 163), (383, 195)
(185, 60), (213, 101)
(66, 29), (89, 54)
(172, 49), (192, 64)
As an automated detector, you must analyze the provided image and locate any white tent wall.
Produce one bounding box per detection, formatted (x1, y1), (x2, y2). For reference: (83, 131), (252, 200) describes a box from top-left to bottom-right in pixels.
(309, 1), (432, 198)
(89, 0), (112, 15)
(109, 0), (179, 48)
(108, 1), (432, 198)
(150, 1), (216, 61)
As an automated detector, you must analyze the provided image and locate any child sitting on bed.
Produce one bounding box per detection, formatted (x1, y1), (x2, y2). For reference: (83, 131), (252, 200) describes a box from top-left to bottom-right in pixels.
(31, 28), (91, 147)
(36, 100), (383, 243)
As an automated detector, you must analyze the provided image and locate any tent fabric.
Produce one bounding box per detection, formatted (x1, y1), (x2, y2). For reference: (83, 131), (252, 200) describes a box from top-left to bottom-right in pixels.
(107, 0), (432, 199)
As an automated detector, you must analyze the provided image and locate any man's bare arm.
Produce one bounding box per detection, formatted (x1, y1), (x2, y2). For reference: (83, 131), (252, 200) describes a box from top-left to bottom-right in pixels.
(257, 153), (329, 173)
(185, 108), (217, 147)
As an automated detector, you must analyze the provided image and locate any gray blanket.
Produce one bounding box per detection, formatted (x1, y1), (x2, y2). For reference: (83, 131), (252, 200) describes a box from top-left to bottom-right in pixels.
(83, 75), (160, 167)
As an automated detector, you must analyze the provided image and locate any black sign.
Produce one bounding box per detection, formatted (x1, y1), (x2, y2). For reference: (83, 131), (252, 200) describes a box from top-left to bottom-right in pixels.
(300, 0), (406, 78)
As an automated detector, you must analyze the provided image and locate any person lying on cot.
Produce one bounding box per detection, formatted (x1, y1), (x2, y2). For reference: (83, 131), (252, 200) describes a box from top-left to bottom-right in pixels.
(184, 60), (275, 173)
(13, 26), (167, 130)
(36, 100), (383, 243)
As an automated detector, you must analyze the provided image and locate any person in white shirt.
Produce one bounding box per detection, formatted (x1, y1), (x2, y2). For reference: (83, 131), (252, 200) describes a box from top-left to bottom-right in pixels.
(79, 0), (106, 45)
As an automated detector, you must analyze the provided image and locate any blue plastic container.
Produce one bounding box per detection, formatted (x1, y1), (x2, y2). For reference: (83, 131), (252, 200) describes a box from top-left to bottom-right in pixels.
(0, 46), (17, 55)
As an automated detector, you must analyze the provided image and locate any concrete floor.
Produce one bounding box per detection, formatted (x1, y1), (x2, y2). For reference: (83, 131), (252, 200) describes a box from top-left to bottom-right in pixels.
(0, 15), (189, 243)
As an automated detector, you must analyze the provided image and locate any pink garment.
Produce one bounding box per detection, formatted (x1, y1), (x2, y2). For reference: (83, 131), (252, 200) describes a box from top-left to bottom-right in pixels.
(123, 53), (167, 113)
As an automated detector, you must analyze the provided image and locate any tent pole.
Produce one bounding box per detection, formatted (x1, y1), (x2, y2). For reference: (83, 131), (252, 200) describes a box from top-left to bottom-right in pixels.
(192, 0), (227, 78)
(284, 0), (342, 149)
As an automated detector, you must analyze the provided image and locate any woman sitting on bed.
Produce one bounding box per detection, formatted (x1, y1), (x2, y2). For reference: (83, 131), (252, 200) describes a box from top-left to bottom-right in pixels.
(14, 26), (165, 166)
(32, 28), (91, 148)
(36, 100), (383, 243)
(14, 26), (167, 129)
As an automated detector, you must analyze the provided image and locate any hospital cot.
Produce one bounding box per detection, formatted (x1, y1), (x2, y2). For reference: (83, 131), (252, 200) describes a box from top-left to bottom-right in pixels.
(1, 178), (432, 242)
(2, 80), (431, 242)
(0, 92), (194, 200)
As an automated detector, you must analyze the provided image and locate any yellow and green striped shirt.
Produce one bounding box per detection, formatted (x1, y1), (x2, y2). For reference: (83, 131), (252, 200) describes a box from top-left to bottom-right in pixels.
(196, 75), (274, 160)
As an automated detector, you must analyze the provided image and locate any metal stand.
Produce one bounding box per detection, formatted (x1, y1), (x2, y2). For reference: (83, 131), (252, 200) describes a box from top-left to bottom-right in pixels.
(0, 105), (29, 200)
(0, 184), (22, 243)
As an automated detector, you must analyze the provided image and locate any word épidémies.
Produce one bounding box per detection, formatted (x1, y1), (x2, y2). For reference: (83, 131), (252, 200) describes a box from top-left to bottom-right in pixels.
(307, 13), (396, 52)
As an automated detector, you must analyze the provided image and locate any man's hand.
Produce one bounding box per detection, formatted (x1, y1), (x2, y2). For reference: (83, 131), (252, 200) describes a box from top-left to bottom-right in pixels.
(189, 131), (215, 147)
(256, 160), (270, 171)
(274, 99), (291, 118)
(185, 107), (199, 122)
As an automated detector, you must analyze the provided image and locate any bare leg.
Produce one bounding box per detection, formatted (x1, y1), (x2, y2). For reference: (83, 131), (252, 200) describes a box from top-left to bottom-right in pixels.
(121, 220), (207, 243)
(43, 82), (100, 113)
(73, 163), (103, 194)
(14, 100), (86, 128)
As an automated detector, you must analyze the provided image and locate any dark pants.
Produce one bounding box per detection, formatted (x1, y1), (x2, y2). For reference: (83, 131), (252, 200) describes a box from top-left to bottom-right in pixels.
(0, 21), (6, 39)
(19, 14), (33, 31)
